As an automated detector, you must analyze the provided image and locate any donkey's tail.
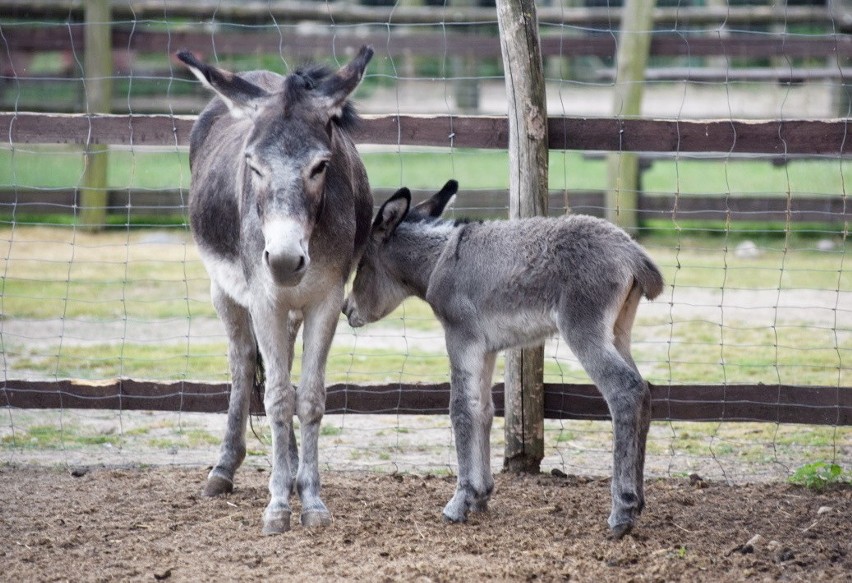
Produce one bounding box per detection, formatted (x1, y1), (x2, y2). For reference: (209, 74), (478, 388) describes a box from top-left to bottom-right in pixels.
(633, 252), (665, 301)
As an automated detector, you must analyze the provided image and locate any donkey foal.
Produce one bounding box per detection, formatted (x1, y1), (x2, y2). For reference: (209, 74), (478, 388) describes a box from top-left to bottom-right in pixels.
(343, 181), (664, 538)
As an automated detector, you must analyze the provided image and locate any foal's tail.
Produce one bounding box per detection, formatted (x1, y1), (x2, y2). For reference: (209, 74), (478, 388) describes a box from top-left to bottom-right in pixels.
(632, 252), (665, 301)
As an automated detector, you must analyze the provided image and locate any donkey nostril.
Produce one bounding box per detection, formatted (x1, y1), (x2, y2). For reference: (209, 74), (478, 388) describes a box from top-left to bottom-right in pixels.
(295, 256), (306, 272)
(264, 249), (271, 265)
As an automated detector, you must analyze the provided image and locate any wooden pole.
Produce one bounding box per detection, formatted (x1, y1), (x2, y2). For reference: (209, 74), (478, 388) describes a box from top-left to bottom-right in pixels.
(605, 0), (655, 233)
(80, 0), (112, 231)
(496, 0), (548, 474)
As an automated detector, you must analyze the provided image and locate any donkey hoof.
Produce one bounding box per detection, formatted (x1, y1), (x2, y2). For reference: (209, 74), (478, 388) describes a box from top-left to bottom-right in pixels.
(262, 510), (292, 535)
(608, 522), (634, 540)
(301, 510), (333, 528)
(203, 475), (234, 497)
(442, 509), (468, 524)
(471, 500), (489, 513)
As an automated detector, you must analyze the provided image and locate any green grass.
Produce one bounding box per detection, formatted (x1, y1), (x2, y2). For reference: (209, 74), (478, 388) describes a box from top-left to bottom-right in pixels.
(2, 225), (850, 386)
(0, 423), (121, 449)
(2, 145), (850, 198)
(788, 462), (850, 490)
(0, 145), (850, 391)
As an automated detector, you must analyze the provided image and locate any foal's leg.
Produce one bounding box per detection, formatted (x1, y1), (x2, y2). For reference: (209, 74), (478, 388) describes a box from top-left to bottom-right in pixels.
(612, 286), (651, 514)
(471, 350), (497, 513)
(443, 337), (492, 523)
(251, 302), (298, 535)
(294, 291), (342, 528)
(205, 283), (255, 496)
(563, 316), (650, 539)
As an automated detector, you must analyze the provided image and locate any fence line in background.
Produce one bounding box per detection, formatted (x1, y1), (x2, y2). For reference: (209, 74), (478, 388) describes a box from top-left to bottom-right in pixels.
(0, 1), (844, 28)
(3, 380), (849, 426)
(3, 112), (850, 154)
(4, 187), (850, 224)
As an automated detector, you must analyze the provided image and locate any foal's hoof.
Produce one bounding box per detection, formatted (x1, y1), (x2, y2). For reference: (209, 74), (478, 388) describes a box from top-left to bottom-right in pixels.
(203, 475), (234, 497)
(441, 510), (467, 524)
(301, 509), (333, 528)
(262, 510), (292, 535)
(608, 522), (634, 540)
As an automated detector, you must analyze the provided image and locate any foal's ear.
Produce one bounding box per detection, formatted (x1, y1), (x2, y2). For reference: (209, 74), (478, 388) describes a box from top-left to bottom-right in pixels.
(316, 45), (374, 120)
(177, 50), (270, 119)
(414, 179), (458, 218)
(373, 187), (411, 241)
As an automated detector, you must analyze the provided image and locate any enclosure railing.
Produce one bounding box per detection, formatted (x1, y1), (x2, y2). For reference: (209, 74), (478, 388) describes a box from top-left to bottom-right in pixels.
(1, 110), (849, 427)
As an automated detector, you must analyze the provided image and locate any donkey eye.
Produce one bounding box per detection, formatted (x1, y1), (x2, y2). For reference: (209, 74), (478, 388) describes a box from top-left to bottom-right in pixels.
(310, 160), (329, 179)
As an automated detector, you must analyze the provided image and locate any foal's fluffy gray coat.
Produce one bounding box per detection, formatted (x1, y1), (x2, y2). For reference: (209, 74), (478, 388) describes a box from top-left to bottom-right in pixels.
(344, 182), (664, 538)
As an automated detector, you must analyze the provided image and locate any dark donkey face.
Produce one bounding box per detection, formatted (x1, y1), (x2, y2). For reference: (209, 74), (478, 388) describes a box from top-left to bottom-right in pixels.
(344, 180), (458, 327)
(178, 46), (374, 286)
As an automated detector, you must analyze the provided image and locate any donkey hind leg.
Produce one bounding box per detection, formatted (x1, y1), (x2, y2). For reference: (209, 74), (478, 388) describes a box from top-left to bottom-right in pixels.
(443, 342), (494, 523)
(205, 283), (256, 497)
(252, 303), (299, 535)
(612, 286), (650, 515)
(470, 351), (497, 513)
(563, 319), (650, 539)
(293, 293), (342, 528)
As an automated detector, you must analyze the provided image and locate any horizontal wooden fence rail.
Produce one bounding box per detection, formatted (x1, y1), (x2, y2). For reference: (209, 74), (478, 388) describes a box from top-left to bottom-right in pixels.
(2, 379), (848, 426)
(3, 113), (851, 156)
(0, 1), (843, 28)
(4, 187), (851, 225)
(3, 28), (851, 60)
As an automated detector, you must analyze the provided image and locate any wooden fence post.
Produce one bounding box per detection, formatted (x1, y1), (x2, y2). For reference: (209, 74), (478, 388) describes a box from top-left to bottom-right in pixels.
(496, 0), (548, 474)
(605, 0), (655, 233)
(80, 0), (112, 231)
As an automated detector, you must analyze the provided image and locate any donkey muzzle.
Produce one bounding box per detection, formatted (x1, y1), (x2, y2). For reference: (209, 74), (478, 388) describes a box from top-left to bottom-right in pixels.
(263, 218), (310, 287)
(342, 296), (365, 328)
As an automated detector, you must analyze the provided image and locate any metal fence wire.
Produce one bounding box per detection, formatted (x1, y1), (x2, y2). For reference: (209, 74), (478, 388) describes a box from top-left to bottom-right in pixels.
(0, 1), (849, 483)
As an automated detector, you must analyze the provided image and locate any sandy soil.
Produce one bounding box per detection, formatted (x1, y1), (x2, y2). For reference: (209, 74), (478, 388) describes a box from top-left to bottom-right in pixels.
(1, 464), (849, 582)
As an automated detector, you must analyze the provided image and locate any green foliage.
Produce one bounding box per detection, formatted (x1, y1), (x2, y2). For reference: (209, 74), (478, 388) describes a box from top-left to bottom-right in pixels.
(788, 462), (849, 490)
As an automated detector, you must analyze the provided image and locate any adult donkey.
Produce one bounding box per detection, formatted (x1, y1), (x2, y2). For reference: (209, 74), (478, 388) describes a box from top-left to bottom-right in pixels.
(344, 182), (664, 539)
(177, 46), (374, 534)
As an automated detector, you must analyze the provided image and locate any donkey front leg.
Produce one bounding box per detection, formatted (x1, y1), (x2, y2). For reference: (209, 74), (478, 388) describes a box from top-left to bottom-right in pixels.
(205, 283), (256, 497)
(293, 293), (342, 528)
(443, 341), (495, 523)
(252, 304), (298, 535)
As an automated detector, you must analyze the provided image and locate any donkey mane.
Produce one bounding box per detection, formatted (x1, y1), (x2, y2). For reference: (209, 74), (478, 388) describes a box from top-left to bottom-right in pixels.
(284, 64), (359, 130)
(404, 212), (481, 229)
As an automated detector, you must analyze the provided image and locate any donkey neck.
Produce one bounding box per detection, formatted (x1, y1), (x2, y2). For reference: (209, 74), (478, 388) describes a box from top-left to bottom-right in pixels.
(392, 219), (460, 299)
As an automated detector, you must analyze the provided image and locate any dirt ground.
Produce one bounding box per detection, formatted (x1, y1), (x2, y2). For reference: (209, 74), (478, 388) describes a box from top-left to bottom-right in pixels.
(1, 464), (849, 582)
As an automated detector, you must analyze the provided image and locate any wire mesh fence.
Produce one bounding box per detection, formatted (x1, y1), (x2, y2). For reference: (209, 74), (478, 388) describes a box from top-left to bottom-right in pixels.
(0, 1), (849, 484)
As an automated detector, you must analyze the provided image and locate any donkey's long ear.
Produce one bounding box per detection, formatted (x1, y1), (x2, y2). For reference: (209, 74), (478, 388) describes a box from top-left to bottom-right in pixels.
(373, 187), (411, 241)
(414, 180), (458, 218)
(317, 45), (374, 119)
(177, 50), (270, 119)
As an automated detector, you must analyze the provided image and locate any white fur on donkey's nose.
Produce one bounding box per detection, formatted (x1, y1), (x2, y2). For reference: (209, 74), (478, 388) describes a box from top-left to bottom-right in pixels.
(263, 218), (310, 286)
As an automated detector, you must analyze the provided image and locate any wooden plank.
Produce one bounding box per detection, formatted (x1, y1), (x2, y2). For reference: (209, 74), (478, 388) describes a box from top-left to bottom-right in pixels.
(3, 379), (849, 425)
(546, 118), (852, 156)
(0, 1), (835, 27)
(2, 113), (850, 155)
(5, 27), (850, 60)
